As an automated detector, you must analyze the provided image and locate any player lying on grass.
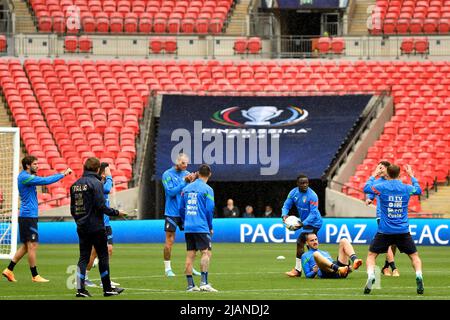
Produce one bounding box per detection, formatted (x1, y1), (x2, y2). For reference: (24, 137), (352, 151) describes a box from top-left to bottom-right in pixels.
(301, 233), (363, 279)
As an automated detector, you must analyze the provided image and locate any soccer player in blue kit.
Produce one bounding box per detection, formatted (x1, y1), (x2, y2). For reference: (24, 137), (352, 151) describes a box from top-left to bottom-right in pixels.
(365, 160), (400, 277)
(2, 156), (72, 283)
(363, 164), (424, 294)
(282, 174), (323, 277)
(162, 153), (200, 277)
(179, 164), (217, 292)
(302, 233), (363, 279)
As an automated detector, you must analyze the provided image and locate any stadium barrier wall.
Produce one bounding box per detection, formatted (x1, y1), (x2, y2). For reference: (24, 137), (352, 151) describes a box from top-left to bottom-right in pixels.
(35, 218), (450, 246)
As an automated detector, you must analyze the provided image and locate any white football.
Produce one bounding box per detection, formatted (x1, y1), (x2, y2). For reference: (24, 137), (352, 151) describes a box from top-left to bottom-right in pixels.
(284, 215), (301, 231)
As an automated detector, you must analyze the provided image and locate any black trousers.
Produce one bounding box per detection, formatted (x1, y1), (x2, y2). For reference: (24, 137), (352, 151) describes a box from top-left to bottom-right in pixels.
(76, 229), (112, 291)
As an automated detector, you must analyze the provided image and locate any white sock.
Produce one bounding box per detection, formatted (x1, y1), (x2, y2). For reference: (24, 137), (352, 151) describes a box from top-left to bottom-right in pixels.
(416, 271), (423, 278)
(164, 260), (171, 271)
(295, 258), (302, 272)
(367, 268), (375, 280)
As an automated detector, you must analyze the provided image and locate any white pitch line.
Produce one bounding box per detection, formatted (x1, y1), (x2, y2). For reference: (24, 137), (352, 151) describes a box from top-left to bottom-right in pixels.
(118, 288), (450, 300)
(91, 269), (450, 281)
(90, 271), (283, 281)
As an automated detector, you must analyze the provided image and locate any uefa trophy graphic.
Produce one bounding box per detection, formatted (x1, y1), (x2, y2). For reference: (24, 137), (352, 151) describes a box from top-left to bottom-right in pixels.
(241, 106), (283, 126)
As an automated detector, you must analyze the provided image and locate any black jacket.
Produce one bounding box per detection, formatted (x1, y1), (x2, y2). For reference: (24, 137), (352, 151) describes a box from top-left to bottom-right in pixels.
(70, 171), (119, 233)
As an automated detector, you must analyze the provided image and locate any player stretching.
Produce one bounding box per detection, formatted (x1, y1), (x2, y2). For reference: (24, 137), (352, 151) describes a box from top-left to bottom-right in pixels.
(282, 174), (323, 277)
(2, 156), (72, 282)
(365, 161), (400, 277)
(162, 153), (200, 277)
(363, 164), (424, 294)
(179, 164), (217, 292)
(302, 233), (363, 279)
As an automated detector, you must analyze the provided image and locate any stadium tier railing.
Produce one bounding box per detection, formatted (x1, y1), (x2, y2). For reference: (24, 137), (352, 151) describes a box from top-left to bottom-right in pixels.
(7, 32), (450, 59)
(325, 91), (390, 181)
(134, 88), (156, 188)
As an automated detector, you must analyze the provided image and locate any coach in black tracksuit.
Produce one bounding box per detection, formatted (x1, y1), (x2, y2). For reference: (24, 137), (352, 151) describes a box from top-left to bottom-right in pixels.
(70, 157), (125, 297)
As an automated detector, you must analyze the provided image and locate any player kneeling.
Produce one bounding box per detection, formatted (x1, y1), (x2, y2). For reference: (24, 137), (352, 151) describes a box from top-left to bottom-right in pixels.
(302, 233), (363, 279)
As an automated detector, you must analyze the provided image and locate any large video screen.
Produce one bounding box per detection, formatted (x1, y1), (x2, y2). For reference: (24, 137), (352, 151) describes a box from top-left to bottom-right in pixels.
(155, 94), (371, 181)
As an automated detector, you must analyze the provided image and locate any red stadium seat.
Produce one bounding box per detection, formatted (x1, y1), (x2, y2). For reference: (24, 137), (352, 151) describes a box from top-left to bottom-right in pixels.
(64, 36), (78, 53)
(81, 14), (96, 33)
(318, 37), (331, 54)
(150, 37), (164, 53)
(233, 37), (247, 54)
(330, 37), (345, 54)
(94, 14), (109, 33)
(401, 38), (414, 54)
(110, 12), (124, 33)
(78, 36), (92, 53)
(164, 37), (177, 54)
(124, 12), (138, 33)
(414, 37), (429, 55)
(0, 35), (7, 52)
(138, 13), (153, 33)
(247, 37), (262, 54)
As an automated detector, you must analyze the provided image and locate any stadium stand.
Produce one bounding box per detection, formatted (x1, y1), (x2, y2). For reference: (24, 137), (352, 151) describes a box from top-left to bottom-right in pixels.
(1, 57), (449, 212)
(28, 0), (234, 34)
(372, 0), (450, 34)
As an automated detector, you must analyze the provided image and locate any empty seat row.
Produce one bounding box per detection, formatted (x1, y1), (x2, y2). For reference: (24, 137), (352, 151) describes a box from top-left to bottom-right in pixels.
(31, 0), (233, 34)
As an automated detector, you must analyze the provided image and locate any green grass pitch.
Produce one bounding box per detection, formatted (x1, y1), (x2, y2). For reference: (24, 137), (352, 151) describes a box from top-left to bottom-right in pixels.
(1, 243), (449, 300)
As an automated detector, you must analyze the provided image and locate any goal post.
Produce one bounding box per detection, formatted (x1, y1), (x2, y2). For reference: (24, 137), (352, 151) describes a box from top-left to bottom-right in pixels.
(0, 127), (20, 260)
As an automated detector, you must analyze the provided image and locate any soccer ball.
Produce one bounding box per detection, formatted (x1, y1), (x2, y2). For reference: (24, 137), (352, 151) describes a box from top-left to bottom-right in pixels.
(284, 215), (302, 231)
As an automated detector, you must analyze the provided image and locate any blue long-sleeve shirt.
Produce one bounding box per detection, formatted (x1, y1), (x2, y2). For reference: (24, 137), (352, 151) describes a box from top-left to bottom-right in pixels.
(281, 187), (322, 229)
(18, 170), (65, 218)
(364, 176), (422, 234)
(367, 176), (386, 219)
(103, 176), (113, 227)
(162, 167), (190, 217)
(301, 248), (334, 279)
(179, 179), (214, 233)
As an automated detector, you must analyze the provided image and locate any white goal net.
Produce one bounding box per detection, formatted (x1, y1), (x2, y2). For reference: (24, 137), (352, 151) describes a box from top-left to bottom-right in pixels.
(0, 128), (19, 260)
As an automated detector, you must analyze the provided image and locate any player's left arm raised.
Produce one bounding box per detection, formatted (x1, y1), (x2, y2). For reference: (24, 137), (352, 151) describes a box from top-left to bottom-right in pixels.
(405, 165), (422, 195)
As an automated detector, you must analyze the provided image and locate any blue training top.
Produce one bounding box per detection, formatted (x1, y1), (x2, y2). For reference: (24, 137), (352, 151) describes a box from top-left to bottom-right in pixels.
(162, 167), (190, 217)
(301, 248), (334, 279)
(367, 176), (387, 219)
(18, 170), (64, 218)
(364, 176), (422, 234)
(281, 187), (323, 230)
(179, 179), (214, 234)
(103, 175), (113, 227)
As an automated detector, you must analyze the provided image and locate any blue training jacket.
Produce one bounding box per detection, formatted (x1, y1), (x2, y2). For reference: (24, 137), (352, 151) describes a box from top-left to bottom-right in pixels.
(162, 167), (190, 217)
(367, 176), (387, 219)
(179, 179), (214, 233)
(103, 175), (113, 227)
(18, 170), (64, 218)
(281, 187), (323, 229)
(364, 176), (422, 234)
(301, 248), (334, 279)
